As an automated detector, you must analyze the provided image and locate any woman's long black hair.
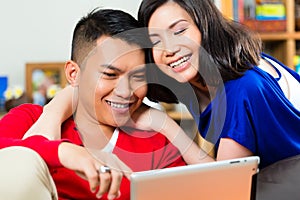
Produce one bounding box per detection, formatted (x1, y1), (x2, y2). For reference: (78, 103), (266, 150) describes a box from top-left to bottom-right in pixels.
(139, 0), (262, 103)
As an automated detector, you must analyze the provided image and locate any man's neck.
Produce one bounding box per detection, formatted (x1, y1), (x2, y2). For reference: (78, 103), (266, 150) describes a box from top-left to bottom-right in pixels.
(74, 110), (115, 150)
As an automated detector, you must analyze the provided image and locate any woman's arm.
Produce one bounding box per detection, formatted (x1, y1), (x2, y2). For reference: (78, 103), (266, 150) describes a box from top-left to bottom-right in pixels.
(23, 85), (74, 140)
(129, 105), (214, 164)
(216, 138), (253, 161)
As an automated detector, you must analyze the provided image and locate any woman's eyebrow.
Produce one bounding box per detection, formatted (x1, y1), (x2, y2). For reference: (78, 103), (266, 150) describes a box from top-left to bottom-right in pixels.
(149, 33), (160, 37)
(149, 19), (188, 36)
(169, 19), (187, 29)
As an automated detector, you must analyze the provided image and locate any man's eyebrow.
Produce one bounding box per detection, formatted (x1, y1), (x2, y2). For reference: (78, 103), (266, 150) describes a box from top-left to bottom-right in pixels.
(100, 64), (122, 72)
(128, 66), (146, 76)
(132, 66), (146, 74)
(100, 64), (146, 74)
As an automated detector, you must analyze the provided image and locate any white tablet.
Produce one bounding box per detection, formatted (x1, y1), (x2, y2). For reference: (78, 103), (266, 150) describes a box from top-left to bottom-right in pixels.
(130, 156), (259, 200)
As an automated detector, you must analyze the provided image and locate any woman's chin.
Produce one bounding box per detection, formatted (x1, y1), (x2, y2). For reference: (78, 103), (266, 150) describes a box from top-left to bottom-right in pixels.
(173, 70), (197, 83)
(174, 76), (189, 83)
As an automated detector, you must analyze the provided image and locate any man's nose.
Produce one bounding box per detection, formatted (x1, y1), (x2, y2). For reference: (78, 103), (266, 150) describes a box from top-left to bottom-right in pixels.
(114, 77), (133, 98)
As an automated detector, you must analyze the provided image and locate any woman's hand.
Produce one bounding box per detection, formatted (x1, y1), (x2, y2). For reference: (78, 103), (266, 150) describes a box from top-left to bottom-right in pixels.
(126, 104), (169, 132)
(127, 104), (215, 164)
(58, 142), (132, 199)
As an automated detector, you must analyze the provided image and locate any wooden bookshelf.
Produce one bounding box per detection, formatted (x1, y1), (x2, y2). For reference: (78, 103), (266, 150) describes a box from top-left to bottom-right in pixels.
(260, 0), (295, 69)
(218, 0), (298, 70)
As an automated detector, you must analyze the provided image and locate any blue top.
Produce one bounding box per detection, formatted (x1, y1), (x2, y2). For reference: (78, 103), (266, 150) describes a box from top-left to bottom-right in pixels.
(189, 53), (300, 169)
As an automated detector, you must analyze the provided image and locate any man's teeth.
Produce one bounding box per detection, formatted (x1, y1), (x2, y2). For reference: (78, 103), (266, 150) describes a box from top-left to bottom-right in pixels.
(108, 101), (129, 108)
(169, 56), (190, 68)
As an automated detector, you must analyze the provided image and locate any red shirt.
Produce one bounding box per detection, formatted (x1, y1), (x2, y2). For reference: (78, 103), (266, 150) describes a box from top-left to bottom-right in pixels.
(0, 104), (186, 199)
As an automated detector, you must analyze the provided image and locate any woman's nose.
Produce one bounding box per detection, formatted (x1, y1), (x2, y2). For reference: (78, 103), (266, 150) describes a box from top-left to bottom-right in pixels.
(163, 34), (180, 57)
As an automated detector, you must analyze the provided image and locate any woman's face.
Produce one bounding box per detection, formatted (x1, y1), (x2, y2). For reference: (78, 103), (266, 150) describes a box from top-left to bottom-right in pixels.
(148, 1), (201, 83)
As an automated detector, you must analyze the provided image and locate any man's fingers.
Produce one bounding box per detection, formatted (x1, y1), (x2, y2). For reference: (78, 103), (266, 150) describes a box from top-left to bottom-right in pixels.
(107, 170), (122, 199)
(96, 170), (112, 198)
(116, 160), (132, 180)
(75, 169), (100, 193)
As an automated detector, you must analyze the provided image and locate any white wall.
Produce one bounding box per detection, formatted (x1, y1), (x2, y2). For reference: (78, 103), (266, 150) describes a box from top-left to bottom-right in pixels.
(0, 0), (142, 87)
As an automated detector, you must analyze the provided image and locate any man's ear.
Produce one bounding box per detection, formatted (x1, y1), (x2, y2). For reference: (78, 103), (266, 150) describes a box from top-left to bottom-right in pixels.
(65, 60), (80, 86)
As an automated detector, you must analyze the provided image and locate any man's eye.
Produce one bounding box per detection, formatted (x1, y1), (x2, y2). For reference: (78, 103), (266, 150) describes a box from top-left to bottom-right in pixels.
(133, 74), (146, 81)
(102, 72), (116, 77)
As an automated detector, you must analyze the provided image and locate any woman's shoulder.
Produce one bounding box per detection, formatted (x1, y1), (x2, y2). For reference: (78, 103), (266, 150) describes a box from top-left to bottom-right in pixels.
(225, 67), (271, 95)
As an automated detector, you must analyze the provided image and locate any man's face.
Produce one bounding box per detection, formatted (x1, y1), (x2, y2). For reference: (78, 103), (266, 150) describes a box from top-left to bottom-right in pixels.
(77, 36), (147, 127)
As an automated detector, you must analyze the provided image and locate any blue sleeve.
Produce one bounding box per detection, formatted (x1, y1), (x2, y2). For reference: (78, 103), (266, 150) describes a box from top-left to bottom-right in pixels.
(215, 68), (300, 154)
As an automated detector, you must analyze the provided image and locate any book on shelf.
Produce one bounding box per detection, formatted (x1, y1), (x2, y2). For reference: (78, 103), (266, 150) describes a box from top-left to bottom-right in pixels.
(256, 3), (286, 20)
(233, 0), (245, 22)
(214, 0), (233, 19)
(217, 0), (286, 32)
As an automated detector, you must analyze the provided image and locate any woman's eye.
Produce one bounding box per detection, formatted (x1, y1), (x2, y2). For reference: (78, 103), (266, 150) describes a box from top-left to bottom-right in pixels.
(152, 40), (161, 46)
(174, 28), (187, 35)
(150, 38), (161, 46)
(150, 36), (161, 46)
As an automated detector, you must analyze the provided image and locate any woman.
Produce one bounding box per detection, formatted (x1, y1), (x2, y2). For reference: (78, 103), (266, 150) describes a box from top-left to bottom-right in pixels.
(26, 0), (300, 170)
(138, 0), (300, 169)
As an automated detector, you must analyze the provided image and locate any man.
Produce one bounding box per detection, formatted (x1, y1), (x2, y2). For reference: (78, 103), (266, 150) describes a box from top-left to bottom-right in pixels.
(0, 8), (186, 200)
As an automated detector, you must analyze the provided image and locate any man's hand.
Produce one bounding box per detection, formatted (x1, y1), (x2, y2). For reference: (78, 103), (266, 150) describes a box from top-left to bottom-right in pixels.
(58, 142), (132, 199)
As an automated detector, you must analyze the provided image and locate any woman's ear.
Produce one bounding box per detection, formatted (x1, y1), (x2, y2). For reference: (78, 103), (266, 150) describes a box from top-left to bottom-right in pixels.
(65, 60), (80, 86)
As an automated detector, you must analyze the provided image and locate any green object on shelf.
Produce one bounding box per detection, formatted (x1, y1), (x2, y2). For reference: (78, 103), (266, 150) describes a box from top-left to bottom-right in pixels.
(256, 3), (286, 20)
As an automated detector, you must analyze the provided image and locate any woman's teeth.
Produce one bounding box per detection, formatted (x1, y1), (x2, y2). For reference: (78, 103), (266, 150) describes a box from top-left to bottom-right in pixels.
(169, 56), (190, 68)
(107, 101), (129, 108)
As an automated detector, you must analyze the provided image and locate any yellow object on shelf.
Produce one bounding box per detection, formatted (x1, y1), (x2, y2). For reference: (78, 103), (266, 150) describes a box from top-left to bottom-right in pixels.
(256, 3), (286, 19)
(293, 55), (300, 66)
